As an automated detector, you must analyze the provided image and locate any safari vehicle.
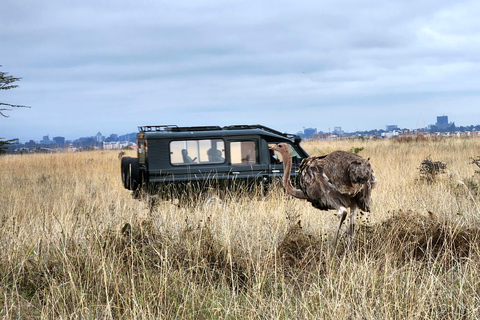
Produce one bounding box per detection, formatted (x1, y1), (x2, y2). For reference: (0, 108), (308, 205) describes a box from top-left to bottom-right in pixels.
(121, 124), (309, 199)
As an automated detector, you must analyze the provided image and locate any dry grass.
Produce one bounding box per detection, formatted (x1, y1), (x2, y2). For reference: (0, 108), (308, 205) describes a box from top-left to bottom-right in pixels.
(1, 138), (480, 319)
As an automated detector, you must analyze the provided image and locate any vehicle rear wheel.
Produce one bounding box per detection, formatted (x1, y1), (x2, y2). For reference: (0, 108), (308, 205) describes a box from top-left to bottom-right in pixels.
(129, 158), (141, 191)
(121, 157), (132, 189)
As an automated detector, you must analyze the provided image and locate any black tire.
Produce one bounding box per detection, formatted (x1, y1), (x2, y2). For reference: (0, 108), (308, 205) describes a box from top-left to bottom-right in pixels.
(121, 157), (132, 189)
(129, 157), (141, 191)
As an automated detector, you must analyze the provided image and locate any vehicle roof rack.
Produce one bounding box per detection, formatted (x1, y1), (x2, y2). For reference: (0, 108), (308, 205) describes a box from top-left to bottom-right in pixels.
(138, 125), (179, 132)
(138, 124), (300, 141)
(138, 125), (223, 132)
(224, 124), (289, 137)
(225, 124), (301, 142)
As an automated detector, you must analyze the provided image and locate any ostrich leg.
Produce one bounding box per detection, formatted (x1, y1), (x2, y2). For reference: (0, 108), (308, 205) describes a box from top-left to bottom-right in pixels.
(333, 206), (348, 246)
(348, 206), (358, 236)
(347, 206), (358, 249)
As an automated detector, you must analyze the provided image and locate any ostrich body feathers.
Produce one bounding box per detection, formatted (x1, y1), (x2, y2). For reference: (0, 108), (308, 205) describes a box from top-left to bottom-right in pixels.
(298, 151), (376, 212)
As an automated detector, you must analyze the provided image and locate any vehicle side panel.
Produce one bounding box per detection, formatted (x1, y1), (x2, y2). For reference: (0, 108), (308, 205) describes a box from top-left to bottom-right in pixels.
(132, 128), (308, 196)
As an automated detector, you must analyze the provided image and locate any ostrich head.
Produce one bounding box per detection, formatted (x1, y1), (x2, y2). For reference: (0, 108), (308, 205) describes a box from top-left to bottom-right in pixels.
(270, 143), (290, 156)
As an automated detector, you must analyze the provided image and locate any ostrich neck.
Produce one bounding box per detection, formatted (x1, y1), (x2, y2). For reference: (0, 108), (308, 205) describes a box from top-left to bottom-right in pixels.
(282, 153), (307, 199)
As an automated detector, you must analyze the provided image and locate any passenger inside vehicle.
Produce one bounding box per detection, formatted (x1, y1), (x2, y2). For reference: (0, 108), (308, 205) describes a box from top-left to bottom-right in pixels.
(181, 149), (196, 164)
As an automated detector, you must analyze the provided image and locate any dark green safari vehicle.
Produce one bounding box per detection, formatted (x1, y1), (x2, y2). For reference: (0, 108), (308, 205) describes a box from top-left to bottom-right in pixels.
(121, 124), (309, 199)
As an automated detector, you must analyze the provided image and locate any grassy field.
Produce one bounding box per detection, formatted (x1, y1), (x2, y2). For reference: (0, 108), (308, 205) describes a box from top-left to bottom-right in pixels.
(1, 137), (480, 319)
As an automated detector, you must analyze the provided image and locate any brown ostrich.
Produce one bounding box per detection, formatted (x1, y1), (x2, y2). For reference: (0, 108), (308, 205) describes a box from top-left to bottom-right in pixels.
(271, 143), (376, 245)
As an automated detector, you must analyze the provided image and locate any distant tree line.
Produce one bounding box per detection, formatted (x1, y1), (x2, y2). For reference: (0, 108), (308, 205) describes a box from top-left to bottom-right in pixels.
(429, 124), (480, 133)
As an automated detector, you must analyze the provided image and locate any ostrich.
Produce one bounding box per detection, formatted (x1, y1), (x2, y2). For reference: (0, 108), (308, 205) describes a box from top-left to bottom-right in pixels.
(271, 143), (376, 245)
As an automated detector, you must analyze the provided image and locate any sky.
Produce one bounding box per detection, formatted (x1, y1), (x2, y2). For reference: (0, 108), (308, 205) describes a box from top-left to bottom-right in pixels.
(1, 0), (480, 143)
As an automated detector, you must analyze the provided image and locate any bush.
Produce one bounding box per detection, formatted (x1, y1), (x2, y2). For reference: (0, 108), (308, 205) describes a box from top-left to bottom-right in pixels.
(348, 146), (364, 154)
(418, 157), (447, 183)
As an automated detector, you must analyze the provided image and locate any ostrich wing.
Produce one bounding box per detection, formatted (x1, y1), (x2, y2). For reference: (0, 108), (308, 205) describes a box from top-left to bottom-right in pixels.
(298, 157), (330, 209)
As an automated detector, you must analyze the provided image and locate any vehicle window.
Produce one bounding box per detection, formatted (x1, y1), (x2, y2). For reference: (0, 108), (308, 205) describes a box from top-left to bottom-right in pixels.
(170, 139), (225, 165)
(268, 143), (299, 164)
(230, 141), (257, 165)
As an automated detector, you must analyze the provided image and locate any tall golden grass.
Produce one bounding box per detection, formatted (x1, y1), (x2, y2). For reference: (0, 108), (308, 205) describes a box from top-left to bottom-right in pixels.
(1, 137), (480, 319)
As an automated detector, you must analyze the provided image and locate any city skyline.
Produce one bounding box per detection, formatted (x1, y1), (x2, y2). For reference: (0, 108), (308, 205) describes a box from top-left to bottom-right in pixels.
(14, 114), (480, 146)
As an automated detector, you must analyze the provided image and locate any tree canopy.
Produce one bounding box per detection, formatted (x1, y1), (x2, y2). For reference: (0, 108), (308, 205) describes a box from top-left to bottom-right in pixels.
(1, 66), (30, 153)
(1, 65), (30, 117)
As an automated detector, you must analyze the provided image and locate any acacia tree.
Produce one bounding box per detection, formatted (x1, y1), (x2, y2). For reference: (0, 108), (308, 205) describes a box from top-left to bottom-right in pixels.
(1, 66), (30, 153)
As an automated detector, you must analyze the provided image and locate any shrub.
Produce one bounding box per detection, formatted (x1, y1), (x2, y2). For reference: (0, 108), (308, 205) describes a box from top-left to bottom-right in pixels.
(348, 146), (364, 154)
(418, 157), (447, 183)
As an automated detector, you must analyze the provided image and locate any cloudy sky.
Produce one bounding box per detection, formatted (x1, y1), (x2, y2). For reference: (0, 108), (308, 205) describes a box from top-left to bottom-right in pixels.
(1, 0), (480, 142)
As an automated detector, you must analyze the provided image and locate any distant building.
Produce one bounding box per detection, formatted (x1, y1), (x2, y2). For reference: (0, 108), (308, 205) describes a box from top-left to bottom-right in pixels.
(304, 127), (317, 136)
(53, 136), (65, 146)
(41, 135), (51, 145)
(333, 126), (344, 135)
(436, 115), (455, 130)
(107, 133), (118, 142)
(437, 116), (448, 127)
(382, 131), (399, 139)
(299, 127), (318, 139)
(74, 136), (96, 147)
(118, 132), (137, 142)
(95, 132), (105, 143)
(25, 140), (36, 149)
(386, 125), (398, 132)
(103, 141), (134, 150)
